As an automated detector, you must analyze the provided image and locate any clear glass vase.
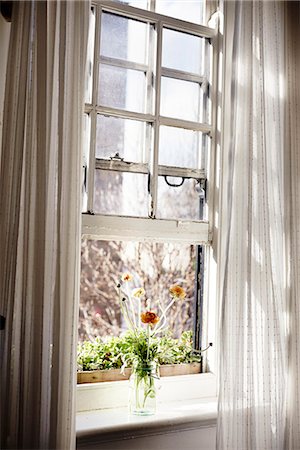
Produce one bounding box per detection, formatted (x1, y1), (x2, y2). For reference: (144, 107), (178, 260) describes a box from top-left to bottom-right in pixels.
(129, 362), (159, 416)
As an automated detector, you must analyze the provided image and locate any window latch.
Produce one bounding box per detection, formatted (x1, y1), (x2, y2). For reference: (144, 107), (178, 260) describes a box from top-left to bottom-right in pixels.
(110, 152), (124, 162)
(83, 164), (87, 191)
(164, 176), (185, 188)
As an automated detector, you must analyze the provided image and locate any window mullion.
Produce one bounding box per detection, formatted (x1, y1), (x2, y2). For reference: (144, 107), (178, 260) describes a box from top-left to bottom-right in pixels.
(87, 5), (101, 214)
(160, 116), (212, 134)
(161, 67), (206, 84)
(145, 17), (155, 165)
(93, 105), (155, 123)
(149, 20), (162, 218)
(206, 29), (219, 235)
(99, 55), (148, 72)
(88, 109), (97, 214)
(149, 0), (156, 13)
(92, 6), (101, 114)
(96, 159), (148, 174)
(200, 39), (212, 171)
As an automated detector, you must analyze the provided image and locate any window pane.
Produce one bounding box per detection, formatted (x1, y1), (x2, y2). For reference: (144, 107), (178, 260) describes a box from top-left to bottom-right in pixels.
(80, 239), (196, 340)
(160, 77), (201, 122)
(100, 13), (149, 64)
(83, 114), (91, 166)
(94, 170), (148, 217)
(157, 176), (200, 220)
(159, 126), (203, 169)
(162, 29), (204, 74)
(82, 114), (91, 212)
(85, 8), (95, 103)
(155, 0), (204, 25)
(96, 115), (149, 163)
(98, 64), (146, 113)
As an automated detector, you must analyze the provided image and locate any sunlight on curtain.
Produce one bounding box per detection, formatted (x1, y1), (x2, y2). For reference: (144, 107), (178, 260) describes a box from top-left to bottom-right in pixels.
(284, 3), (300, 448)
(217, 1), (288, 449)
(0, 1), (89, 448)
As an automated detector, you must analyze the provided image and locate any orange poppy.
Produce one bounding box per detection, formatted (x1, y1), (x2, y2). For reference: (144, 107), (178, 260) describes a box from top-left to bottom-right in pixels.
(122, 273), (133, 282)
(141, 311), (160, 326)
(169, 285), (186, 299)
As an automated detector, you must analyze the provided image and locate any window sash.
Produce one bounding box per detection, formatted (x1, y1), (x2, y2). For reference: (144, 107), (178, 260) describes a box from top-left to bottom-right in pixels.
(84, 105), (212, 133)
(82, 213), (210, 244)
(85, 0), (214, 224)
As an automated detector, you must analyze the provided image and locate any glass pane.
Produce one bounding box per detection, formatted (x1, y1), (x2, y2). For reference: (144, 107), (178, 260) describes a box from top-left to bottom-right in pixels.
(156, 0), (204, 25)
(162, 29), (204, 74)
(96, 115), (148, 163)
(94, 170), (148, 217)
(85, 8), (95, 103)
(160, 77), (201, 122)
(100, 13), (149, 64)
(83, 114), (91, 166)
(80, 239), (196, 340)
(157, 176), (200, 220)
(159, 126), (203, 169)
(82, 114), (91, 213)
(98, 64), (146, 113)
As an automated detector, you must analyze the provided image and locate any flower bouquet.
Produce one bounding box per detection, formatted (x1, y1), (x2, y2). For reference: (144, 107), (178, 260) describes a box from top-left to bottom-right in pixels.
(118, 273), (187, 415)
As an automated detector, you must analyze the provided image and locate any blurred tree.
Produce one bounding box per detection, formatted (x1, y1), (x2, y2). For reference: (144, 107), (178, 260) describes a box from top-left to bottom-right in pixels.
(79, 239), (196, 342)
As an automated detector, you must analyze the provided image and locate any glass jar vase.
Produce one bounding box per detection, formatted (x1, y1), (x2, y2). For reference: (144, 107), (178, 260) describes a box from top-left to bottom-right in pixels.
(129, 361), (160, 416)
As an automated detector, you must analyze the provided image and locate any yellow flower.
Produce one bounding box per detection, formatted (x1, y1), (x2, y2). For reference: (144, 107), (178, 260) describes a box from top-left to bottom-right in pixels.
(169, 285), (186, 299)
(122, 273), (133, 282)
(132, 287), (145, 298)
(141, 311), (160, 326)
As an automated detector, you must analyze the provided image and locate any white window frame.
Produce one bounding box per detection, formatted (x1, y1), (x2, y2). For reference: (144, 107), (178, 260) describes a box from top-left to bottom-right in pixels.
(83, 0), (217, 242)
(81, 0), (219, 375)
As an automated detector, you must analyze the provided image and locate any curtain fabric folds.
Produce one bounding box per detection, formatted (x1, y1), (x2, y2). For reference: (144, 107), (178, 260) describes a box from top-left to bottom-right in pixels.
(284, 3), (300, 448)
(218, 1), (300, 449)
(0, 1), (89, 449)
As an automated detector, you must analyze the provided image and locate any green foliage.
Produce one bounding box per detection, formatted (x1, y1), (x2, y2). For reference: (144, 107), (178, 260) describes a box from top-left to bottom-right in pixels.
(77, 330), (201, 372)
(77, 335), (124, 371)
(157, 330), (201, 365)
(120, 329), (159, 368)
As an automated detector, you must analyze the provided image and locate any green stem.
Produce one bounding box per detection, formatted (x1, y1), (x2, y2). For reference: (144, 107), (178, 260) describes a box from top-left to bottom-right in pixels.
(146, 325), (150, 361)
(142, 374), (154, 408)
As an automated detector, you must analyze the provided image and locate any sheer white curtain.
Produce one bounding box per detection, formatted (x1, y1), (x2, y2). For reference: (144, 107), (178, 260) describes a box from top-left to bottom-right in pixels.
(217, 1), (300, 449)
(0, 1), (89, 449)
(218, 1), (286, 449)
(284, 3), (300, 448)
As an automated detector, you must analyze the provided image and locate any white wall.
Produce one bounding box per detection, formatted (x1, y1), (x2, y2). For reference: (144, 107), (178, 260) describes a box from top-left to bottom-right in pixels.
(77, 427), (217, 450)
(0, 13), (11, 162)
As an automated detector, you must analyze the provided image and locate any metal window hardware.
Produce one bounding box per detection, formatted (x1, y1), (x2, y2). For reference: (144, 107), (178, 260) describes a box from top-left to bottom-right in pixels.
(164, 176), (185, 188)
(110, 152), (124, 161)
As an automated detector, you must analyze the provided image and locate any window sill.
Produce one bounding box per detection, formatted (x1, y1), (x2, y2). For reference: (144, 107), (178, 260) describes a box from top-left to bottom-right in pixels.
(76, 397), (217, 448)
(76, 373), (217, 449)
(77, 372), (217, 412)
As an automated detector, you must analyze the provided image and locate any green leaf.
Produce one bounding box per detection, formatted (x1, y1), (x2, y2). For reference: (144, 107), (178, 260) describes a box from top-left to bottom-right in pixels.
(77, 329), (201, 371)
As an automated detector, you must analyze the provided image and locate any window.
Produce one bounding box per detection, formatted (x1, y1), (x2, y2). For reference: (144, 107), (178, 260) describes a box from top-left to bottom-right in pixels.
(80, 240), (197, 339)
(80, 0), (216, 364)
